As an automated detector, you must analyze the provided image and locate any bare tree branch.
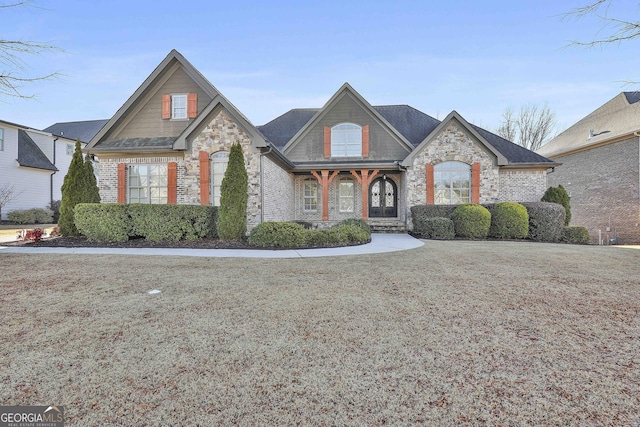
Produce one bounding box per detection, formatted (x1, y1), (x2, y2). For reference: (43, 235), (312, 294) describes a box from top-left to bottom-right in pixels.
(0, 1), (62, 99)
(563, 0), (640, 47)
(496, 104), (557, 151)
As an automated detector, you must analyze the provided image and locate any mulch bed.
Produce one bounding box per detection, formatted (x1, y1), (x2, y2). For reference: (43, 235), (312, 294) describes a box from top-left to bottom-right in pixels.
(10, 236), (370, 250)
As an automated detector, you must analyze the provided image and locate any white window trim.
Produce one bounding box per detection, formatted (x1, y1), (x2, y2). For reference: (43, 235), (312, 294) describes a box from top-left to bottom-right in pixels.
(171, 94), (188, 120)
(210, 151), (229, 207)
(331, 123), (362, 157)
(303, 180), (318, 213)
(434, 161), (471, 205)
(338, 178), (355, 213)
(127, 164), (168, 204)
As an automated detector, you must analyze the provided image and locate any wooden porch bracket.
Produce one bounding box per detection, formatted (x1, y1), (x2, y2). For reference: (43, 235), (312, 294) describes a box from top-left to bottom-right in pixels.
(350, 169), (379, 220)
(311, 170), (340, 221)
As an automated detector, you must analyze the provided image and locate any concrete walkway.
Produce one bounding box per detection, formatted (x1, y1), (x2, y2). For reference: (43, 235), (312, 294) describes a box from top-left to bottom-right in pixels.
(0, 233), (424, 258)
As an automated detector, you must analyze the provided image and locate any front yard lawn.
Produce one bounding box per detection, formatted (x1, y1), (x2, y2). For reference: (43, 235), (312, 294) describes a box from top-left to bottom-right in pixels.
(1, 241), (638, 425)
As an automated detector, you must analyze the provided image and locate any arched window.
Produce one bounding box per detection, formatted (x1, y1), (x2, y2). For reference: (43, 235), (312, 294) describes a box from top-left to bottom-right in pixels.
(331, 123), (362, 157)
(434, 161), (471, 205)
(338, 178), (355, 213)
(211, 152), (229, 207)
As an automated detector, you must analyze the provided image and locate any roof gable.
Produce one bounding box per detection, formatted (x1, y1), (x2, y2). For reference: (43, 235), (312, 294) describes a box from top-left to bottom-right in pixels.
(17, 130), (57, 171)
(538, 91), (640, 157)
(86, 50), (221, 151)
(281, 83), (415, 155)
(401, 111), (554, 167)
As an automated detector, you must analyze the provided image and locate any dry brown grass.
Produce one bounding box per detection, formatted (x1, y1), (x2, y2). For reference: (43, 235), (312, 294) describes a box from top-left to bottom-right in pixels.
(1, 241), (639, 426)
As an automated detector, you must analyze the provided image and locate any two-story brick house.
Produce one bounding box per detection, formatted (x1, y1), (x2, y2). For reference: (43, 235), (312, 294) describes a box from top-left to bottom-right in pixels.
(85, 50), (558, 231)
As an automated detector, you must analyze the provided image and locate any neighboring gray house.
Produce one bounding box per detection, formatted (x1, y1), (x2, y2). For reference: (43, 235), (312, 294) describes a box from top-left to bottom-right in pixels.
(0, 120), (92, 220)
(85, 50), (558, 231)
(538, 92), (640, 244)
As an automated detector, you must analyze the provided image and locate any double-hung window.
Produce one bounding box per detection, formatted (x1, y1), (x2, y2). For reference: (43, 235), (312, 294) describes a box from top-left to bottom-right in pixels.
(338, 179), (355, 212)
(128, 164), (168, 204)
(211, 152), (229, 207)
(303, 179), (318, 212)
(434, 161), (471, 205)
(172, 94), (187, 119)
(331, 123), (362, 157)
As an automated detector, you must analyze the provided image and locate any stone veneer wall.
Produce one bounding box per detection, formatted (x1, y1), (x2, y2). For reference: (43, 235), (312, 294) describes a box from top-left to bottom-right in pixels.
(189, 109), (262, 230)
(498, 169), (548, 202)
(547, 137), (640, 244)
(405, 123), (499, 229)
(262, 155), (295, 222)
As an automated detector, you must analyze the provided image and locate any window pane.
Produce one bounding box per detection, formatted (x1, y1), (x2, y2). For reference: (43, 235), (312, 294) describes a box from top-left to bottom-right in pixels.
(433, 161), (471, 205)
(331, 123), (362, 157)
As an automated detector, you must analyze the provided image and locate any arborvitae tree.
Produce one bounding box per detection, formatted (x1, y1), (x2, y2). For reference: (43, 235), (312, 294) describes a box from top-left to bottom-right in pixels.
(217, 142), (248, 240)
(83, 154), (101, 203)
(59, 140), (99, 235)
(541, 184), (571, 226)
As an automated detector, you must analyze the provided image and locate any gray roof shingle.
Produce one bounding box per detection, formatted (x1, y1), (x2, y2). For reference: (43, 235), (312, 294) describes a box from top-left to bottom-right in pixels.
(17, 130), (57, 171)
(88, 137), (176, 152)
(472, 125), (556, 164)
(43, 119), (109, 143)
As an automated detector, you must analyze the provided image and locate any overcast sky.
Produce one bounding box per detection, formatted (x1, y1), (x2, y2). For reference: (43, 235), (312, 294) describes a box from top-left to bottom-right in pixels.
(2, 0), (638, 135)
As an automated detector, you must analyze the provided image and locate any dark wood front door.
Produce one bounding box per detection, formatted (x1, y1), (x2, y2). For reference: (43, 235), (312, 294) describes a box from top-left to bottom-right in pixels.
(369, 176), (397, 218)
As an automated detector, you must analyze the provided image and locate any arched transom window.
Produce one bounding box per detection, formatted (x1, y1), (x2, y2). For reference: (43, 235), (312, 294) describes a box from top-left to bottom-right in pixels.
(434, 161), (471, 205)
(331, 123), (362, 157)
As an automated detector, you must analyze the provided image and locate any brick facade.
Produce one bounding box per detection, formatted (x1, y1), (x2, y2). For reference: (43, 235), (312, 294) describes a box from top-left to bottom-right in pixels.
(547, 137), (640, 244)
(262, 155), (295, 222)
(498, 169), (548, 202)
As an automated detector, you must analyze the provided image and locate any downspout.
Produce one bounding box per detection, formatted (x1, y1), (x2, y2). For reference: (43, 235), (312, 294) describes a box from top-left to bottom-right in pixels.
(259, 145), (273, 223)
(50, 137), (59, 206)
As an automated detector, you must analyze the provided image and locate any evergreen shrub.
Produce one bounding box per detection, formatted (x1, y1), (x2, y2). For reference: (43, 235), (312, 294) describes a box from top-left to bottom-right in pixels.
(488, 202), (529, 239)
(451, 204), (491, 239)
(541, 185), (571, 225)
(334, 218), (371, 233)
(217, 142), (248, 240)
(249, 222), (307, 247)
(413, 217), (455, 239)
(7, 208), (54, 224)
(74, 204), (131, 242)
(520, 202), (566, 242)
(562, 226), (590, 244)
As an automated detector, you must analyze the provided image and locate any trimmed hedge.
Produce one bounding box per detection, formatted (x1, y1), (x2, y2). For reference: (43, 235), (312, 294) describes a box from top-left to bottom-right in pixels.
(7, 208), (54, 224)
(562, 226), (590, 244)
(489, 202), (529, 239)
(542, 185), (571, 226)
(452, 204), (491, 239)
(75, 204), (131, 242)
(249, 222), (307, 247)
(413, 217), (455, 239)
(249, 221), (371, 248)
(334, 218), (371, 233)
(520, 202), (566, 242)
(74, 204), (218, 242)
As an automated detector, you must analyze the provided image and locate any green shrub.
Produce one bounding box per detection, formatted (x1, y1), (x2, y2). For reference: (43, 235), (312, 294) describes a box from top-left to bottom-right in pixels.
(218, 142), (248, 240)
(489, 202), (529, 239)
(332, 224), (370, 243)
(411, 205), (457, 223)
(413, 217), (455, 239)
(334, 218), (371, 233)
(541, 185), (571, 226)
(451, 204), (491, 239)
(74, 204), (131, 242)
(520, 202), (566, 242)
(293, 221), (313, 230)
(7, 208), (54, 224)
(74, 204), (217, 242)
(48, 200), (61, 223)
(249, 222), (307, 247)
(562, 226), (590, 244)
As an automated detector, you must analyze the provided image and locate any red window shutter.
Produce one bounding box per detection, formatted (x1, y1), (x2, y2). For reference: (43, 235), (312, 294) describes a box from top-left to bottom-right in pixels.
(187, 93), (198, 119)
(161, 94), (171, 119)
(471, 162), (480, 203)
(117, 163), (127, 204)
(199, 151), (210, 205)
(425, 163), (434, 205)
(168, 162), (177, 204)
(362, 125), (369, 157)
(324, 126), (331, 158)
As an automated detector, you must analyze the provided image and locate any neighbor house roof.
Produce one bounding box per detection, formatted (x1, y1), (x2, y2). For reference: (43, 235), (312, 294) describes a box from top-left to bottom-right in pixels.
(537, 92), (640, 158)
(43, 119), (109, 143)
(17, 130), (57, 171)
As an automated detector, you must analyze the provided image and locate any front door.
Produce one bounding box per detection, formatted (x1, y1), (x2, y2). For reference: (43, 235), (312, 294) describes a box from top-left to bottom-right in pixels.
(369, 176), (397, 218)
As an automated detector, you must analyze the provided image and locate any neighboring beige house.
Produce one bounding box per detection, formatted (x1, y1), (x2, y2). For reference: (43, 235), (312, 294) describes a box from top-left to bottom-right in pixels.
(86, 50), (558, 232)
(538, 92), (640, 244)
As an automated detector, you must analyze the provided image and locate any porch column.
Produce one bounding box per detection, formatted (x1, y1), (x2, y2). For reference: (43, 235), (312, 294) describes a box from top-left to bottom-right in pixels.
(350, 169), (379, 220)
(311, 170), (339, 221)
